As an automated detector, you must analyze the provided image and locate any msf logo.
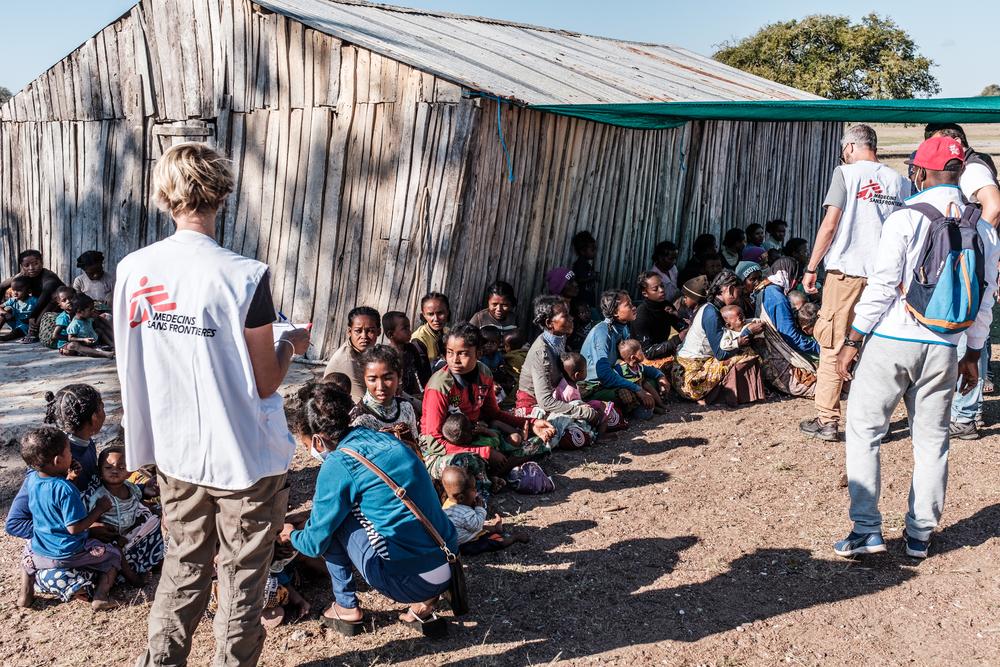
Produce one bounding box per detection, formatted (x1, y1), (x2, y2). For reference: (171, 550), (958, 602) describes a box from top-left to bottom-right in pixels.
(856, 180), (884, 201)
(129, 277), (177, 328)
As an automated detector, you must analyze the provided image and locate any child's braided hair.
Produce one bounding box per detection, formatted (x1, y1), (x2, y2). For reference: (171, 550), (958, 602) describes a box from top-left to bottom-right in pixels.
(44, 384), (103, 433)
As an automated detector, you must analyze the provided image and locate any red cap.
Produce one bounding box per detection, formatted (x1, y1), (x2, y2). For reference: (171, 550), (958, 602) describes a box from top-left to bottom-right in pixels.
(908, 136), (965, 170)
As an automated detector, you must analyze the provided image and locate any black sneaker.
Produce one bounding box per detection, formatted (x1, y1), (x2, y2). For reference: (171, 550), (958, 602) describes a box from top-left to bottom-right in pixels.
(800, 417), (838, 442)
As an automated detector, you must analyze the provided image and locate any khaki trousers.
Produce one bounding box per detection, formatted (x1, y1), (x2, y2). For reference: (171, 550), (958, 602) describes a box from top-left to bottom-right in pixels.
(813, 272), (867, 424)
(135, 473), (289, 667)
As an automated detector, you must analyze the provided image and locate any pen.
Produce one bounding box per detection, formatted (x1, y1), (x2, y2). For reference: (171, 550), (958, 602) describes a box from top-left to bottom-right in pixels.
(277, 311), (298, 330)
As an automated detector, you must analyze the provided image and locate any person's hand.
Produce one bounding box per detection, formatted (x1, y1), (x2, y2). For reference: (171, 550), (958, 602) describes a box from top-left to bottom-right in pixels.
(66, 459), (82, 483)
(507, 431), (523, 446)
(637, 389), (655, 410)
(958, 349), (982, 395)
(473, 423), (494, 436)
(802, 272), (818, 294)
(484, 513), (503, 532)
(657, 376), (670, 395)
(96, 496), (114, 513)
(280, 326), (312, 355)
(86, 337), (98, 345)
(531, 419), (557, 442)
(738, 335), (752, 348)
(488, 448), (508, 471)
(747, 321), (765, 335)
(278, 522), (295, 544)
(836, 346), (858, 381)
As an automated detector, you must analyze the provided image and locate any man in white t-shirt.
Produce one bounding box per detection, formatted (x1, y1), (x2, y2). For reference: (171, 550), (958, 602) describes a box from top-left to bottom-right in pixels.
(799, 124), (910, 442)
(120, 143), (310, 667)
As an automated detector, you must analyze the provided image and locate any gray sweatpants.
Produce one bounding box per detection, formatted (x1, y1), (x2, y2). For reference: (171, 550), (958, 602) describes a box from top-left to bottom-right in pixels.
(845, 335), (957, 541)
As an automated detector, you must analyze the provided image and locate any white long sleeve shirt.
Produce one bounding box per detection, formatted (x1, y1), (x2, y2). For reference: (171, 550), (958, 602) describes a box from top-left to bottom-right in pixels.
(851, 184), (1000, 350)
(443, 502), (487, 545)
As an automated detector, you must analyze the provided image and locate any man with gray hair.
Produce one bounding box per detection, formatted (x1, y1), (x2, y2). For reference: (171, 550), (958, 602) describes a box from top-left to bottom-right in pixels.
(799, 124), (910, 442)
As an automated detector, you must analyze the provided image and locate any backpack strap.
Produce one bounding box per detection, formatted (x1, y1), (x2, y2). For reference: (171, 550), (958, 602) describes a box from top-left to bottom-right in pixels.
(905, 202), (946, 222)
(961, 203), (983, 226)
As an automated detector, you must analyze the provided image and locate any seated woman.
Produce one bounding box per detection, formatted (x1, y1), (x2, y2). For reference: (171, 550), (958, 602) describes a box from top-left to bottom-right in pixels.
(0, 249), (65, 344)
(580, 290), (659, 420)
(514, 295), (602, 448)
(323, 306), (381, 402)
(751, 258), (819, 398)
(420, 324), (555, 483)
(735, 261), (764, 314)
(348, 345), (420, 453)
(670, 271), (766, 406)
(469, 281), (520, 337)
(411, 292), (451, 372)
(287, 383), (459, 638)
(632, 271), (688, 370)
(720, 228), (747, 270)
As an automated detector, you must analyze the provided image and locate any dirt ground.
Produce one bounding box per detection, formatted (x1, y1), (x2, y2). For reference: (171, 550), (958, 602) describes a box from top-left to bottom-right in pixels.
(1, 345), (1000, 666)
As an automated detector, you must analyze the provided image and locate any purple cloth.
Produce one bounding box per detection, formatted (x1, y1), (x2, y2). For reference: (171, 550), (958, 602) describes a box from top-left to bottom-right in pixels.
(22, 538), (123, 575)
(741, 246), (767, 263)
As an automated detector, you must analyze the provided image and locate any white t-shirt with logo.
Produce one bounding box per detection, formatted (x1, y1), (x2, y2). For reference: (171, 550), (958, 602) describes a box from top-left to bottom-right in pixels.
(822, 161), (910, 277)
(113, 230), (295, 490)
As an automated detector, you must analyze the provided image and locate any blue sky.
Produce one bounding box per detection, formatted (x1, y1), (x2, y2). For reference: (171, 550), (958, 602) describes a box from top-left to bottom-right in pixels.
(0, 1), (993, 98)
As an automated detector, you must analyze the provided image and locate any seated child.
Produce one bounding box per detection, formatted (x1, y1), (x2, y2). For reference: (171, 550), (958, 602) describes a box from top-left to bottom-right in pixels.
(795, 302), (819, 337)
(480, 326), (517, 402)
(72, 250), (115, 309)
(18, 426), (139, 611)
(442, 413), (550, 485)
(502, 331), (527, 375)
(719, 305), (760, 352)
(567, 299), (593, 352)
(786, 290), (807, 312)
(554, 352), (624, 434)
(40, 286), (76, 350)
(440, 466), (527, 556)
(1, 277), (38, 342)
(615, 339), (669, 413)
(382, 310), (430, 402)
(87, 446), (164, 576)
(62, 293), (115, 359)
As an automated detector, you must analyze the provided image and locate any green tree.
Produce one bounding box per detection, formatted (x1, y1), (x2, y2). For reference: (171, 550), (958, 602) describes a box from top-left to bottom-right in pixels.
(981, 84), (1000, 96)
(0, 86), (12, 105)
(714, 14), (939, 99)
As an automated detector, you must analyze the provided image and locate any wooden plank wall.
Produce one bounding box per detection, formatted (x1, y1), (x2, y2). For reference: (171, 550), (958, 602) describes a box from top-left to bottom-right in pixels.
(0, 0), (842, 359)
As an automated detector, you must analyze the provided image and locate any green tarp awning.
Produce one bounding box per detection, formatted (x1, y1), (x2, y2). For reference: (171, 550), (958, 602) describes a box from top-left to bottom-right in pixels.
(528, 97), (1000, 130)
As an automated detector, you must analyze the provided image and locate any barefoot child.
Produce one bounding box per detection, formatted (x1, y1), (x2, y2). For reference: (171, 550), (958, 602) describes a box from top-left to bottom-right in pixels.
(440, 466), (527, 555)
(87, 446), (164, 576)
(18, 426), (125, 611)
(1, 278), (38, 342)
(63, 294), (114, 359)
(615, 339), (669, 413)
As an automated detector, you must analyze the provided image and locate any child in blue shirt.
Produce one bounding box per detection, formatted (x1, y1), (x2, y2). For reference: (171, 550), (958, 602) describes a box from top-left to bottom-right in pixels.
(1, 277), (38, 342)
(18, 426), (134, 611)
(615, 338), (669, 414)
(61, 293), (114, 359)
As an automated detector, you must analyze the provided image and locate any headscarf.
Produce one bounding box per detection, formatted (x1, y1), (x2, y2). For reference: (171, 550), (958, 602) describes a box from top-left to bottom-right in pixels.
(546, 267), (575, 295)
(741, 246), (767, 263)
(766, 257), (800, 294)
(735, 261), (762, 282)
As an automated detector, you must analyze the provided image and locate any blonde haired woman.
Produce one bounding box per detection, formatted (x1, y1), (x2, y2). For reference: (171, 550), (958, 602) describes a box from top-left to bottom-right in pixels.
(114, 142), (310, 666)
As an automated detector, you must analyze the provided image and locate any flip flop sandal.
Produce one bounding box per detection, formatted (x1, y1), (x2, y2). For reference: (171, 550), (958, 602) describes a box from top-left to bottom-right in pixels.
(400, 610), (448, 639)
(319, 609), (365, 636)
(19, 336), (38, 344)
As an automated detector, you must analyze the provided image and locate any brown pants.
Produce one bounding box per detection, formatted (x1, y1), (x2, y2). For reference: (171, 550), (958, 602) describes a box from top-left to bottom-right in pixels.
(135, 473), (289, 667)
(813, 272), (867, 424)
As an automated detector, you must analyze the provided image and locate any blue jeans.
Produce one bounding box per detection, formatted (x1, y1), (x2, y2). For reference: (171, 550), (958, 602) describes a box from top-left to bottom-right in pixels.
(323, 513), (450, 609)
(951, 335), (989, 424)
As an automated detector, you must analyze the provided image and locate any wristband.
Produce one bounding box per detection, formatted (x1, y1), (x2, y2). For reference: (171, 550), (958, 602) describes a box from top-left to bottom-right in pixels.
(275, 338), (295, 355)
(842, 337), (862, 349)
(804, 268), (817, 275)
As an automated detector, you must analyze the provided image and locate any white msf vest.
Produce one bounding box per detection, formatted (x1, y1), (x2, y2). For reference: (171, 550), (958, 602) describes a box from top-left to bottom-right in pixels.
(825, 161), (909, 277)
(113, 230), (294, 490)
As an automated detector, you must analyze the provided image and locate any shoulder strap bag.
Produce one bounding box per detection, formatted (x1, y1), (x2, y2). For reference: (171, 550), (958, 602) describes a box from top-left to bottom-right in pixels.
(339, 447), (469, 616)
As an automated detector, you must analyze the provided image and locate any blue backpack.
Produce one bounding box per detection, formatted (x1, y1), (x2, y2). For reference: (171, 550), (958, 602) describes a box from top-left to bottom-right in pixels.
(903, 202), (985, 334)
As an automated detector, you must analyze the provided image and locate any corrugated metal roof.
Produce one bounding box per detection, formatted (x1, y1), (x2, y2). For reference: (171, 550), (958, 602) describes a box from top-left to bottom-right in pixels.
(255, 0), (821, 105)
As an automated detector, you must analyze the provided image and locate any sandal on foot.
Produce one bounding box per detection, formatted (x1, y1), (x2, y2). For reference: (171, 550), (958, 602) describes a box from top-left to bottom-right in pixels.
(19, 336), (38, 344)
(320, 608), (365, 636)
(400, 609), (448, 639)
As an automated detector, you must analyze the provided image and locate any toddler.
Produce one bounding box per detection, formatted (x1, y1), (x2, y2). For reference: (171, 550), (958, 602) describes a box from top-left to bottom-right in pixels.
(480, 326), (517, 402)
(795, 302), (820, 337)
(63, 293), (114, 359)
(571, 231), (600, 307)
(719, 305), (760, 352)
(382, 310), (429, 399)
(787, 290), (807, 312)
(440, 466), (527, 555)
(615, 339), (669, 413)
(1, 277), (38, 342)
(554, 352), (624, 433)
(88, 446), (165, 576)
(567, 299), (594, 351)
(18, 426), (135, 611)
(442, 413), (546, 483)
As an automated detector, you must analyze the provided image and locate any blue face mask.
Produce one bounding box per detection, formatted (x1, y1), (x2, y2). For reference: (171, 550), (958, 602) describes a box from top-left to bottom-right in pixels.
(310, 435), (330, 462)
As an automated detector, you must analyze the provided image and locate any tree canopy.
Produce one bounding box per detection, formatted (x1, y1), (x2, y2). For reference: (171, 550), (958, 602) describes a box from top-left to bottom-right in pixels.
(0, 87), (12, 105)
(982, 84), (1000, 97)
(714, 14), (939, 100)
